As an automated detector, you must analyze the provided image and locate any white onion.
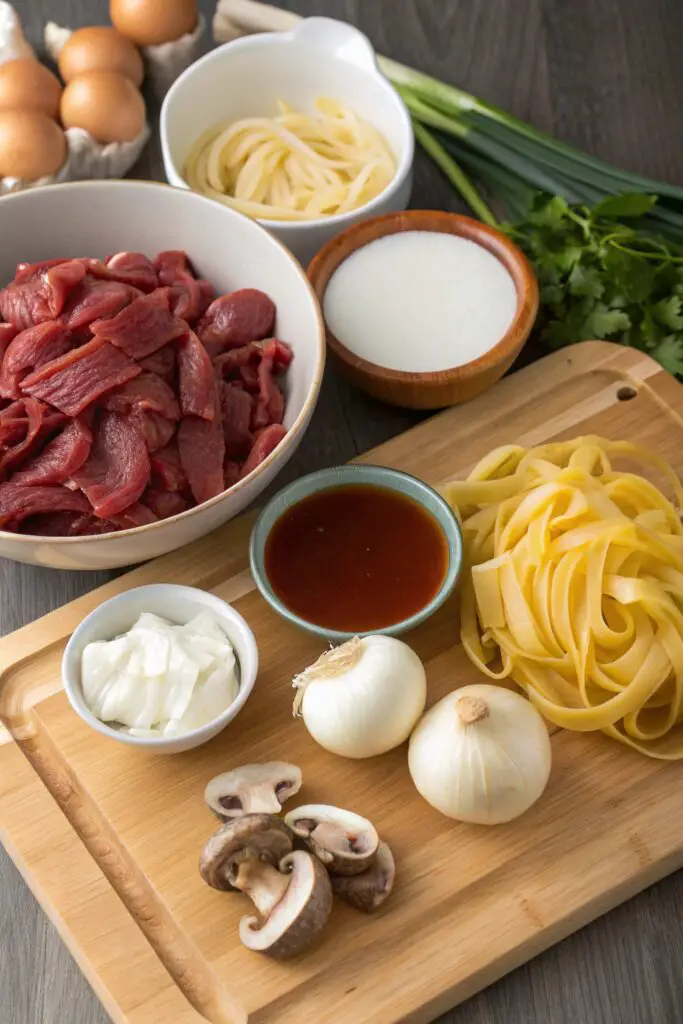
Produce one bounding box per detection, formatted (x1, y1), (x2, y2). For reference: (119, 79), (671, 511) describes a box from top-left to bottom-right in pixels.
(293, 635), (427, 759)
(408, 684), (552, 824)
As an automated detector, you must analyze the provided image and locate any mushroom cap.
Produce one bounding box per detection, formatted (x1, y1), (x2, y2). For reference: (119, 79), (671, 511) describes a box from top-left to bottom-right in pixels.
(199, 814), (293, 891)
(204, 762), (302, 819)
(284, 804), (380, 876)
(238, 850), (333, 959)
(331, 842), (396, 913)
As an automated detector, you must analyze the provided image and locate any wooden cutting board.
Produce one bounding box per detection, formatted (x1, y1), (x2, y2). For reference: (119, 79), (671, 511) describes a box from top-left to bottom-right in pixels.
(2, 340), (683, 1024)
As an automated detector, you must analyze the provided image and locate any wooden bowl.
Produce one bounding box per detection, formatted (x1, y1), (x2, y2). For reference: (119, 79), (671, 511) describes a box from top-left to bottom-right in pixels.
(308, 210), (539, 410)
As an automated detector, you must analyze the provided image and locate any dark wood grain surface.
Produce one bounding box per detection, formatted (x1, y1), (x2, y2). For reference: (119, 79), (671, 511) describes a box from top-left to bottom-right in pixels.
(1, 1), (683, 1022)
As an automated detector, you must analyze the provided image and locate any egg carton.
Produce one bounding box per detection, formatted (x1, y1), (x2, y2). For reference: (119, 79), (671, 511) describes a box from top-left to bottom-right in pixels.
(45, 15), (206, 101)
(0, 3), (204, 195)
(0, 123), (152, 197)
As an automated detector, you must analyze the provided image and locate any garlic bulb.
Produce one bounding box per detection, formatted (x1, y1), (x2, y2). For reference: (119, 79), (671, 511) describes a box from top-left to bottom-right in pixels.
(293, 635), (427, 759)
(408, 684), (552, 824)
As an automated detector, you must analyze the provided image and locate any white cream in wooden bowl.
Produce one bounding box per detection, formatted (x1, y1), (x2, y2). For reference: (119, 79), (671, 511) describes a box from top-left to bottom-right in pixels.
(322, 230), (518, 373)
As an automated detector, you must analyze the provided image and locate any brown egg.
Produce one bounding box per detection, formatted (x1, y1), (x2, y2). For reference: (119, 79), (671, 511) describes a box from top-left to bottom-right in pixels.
(58, 27), (144, 87)
(0, 110), (66, 180)
(60, 71), (146, 144)
(110, 0), (198, 47)
(0, 59), (62, 119)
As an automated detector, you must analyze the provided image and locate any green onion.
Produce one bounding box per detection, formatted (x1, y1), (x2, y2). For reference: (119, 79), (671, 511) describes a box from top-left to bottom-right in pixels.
(380, 57), (683, 239)
(412, 123), (497, 227)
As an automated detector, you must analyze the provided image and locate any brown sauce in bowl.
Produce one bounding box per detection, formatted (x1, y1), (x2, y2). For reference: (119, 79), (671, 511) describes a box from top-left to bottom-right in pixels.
(264, 484), (448, 632)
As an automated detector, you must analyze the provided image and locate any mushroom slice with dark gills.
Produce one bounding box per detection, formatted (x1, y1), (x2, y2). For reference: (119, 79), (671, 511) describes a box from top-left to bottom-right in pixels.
(238, 851), (332, 958)
(284, 804), (380, 876)
(331, 842), (395, 913)
(199, 814), (332, 958)
(199, 814), (293, 891)
(204, 762), (302, 819)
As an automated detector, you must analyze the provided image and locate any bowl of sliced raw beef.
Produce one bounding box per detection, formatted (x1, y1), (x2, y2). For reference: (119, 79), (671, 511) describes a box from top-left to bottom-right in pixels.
(0, 180), (325, 568)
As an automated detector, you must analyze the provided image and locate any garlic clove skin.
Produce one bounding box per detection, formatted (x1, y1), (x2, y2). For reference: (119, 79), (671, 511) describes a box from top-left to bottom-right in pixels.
(408, 684), (552, 824)
(296, 635), (427, 760)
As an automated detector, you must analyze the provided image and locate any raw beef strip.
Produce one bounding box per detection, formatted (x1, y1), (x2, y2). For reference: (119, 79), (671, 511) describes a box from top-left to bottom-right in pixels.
(18, 510), (95, 536)
(72, 411), (150, 518)
(131, 409), (176, 452)
(150, 442), (187, 491)
(152, 252), (214, 324)
(178, 407), (225, 504)
(253, 346), (285, 429)
(199, 289), (276, 356)
(24, 510), (128, 536)
(241, 424), (287, 478)
(60, 277), (138, 331)
(0, 398), (61, 447)
(92, 294), (186, 358)
(0, 322), (73, 399)
(0, 398), (53, 477)
(22, 338), (140, 417)
(102, 372), (180, 420)
(219, 382), (253, 459)
(0, 260), (87, 329)
(169, 278), (214, 323)
(0, 323), (17, 358)
(153, 250), (197, 284)
(14, 417), (92, 485)
(213, 343), (261, 381)
(144, 487), (189, 519)
(14, 259), (70, 283)
(140, 344), (176, 384)
(0, 403), (66, 448)
(223, 460), (241, 489)
(147, 286), (172, 310)
(0, 483), (90, 529)
(262, 338), (294, 373)
(102, 372), (179, 452)
(104, 252), (158, 293)
(178, 330), (215, 420)
(108, 502), (158, 529)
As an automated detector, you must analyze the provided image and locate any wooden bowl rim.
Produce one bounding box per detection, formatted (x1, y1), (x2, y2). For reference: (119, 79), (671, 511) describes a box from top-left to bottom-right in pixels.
(307, 209), (539, 388)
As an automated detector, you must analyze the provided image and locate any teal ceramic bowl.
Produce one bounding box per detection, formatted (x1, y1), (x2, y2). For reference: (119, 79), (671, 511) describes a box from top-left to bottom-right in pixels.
(249, 464), (462, 642)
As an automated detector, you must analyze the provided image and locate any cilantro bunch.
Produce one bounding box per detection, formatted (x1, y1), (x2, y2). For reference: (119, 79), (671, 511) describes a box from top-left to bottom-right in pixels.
(508, 193), (683, 375)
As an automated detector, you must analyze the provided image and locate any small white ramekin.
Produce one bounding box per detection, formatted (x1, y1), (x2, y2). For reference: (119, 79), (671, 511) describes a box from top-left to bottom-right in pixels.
(161, 17), (414, 265)
(62, 584), (258, 755)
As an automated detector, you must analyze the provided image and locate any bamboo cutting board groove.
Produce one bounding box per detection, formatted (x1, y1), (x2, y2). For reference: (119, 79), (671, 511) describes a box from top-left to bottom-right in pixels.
(2, 341), (683, 1024)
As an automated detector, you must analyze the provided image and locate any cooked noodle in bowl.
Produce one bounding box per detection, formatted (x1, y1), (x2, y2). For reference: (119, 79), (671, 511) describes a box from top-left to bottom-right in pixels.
(184, 98), (397, 221)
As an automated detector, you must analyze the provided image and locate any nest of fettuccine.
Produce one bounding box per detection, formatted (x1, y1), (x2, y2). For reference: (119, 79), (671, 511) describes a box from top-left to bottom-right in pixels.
(444, 436), (683, 759)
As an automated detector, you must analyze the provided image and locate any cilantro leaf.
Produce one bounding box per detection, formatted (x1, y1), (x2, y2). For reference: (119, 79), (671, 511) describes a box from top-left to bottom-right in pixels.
(568, 264), (604, 299)
(651, 335), (683, 375)
(580, 304), (631, 339)
(509, 191), (683, 376)
(528, 195), (570, 228)
(592, 193), (658, 218)
(653, 295), (683, 330)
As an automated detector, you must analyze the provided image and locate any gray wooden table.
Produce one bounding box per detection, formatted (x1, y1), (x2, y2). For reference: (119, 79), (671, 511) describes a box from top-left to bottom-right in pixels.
(2, 1), (683, 1022)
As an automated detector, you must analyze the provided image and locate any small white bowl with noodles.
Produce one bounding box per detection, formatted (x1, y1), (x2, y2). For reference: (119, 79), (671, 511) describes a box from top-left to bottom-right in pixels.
(160, 17), (414, 265)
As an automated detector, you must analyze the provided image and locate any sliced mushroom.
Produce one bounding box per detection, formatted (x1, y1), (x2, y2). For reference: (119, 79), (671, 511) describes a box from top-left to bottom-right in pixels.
(204, 762), (302, 819)
(199, 814), (293, 891)
(331, 842), (396, 913)
(239, 850), (333, 959)
(284, 804), (380, 876)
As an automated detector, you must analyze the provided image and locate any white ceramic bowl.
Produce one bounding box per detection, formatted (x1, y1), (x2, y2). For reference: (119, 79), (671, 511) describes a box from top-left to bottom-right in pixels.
(62, 584), (258, 754)
(161, 17), (414, 265)
(0, 180), (325, 570)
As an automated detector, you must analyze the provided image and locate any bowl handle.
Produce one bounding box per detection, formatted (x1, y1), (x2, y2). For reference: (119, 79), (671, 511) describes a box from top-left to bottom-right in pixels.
(288, 17), (379, 73)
